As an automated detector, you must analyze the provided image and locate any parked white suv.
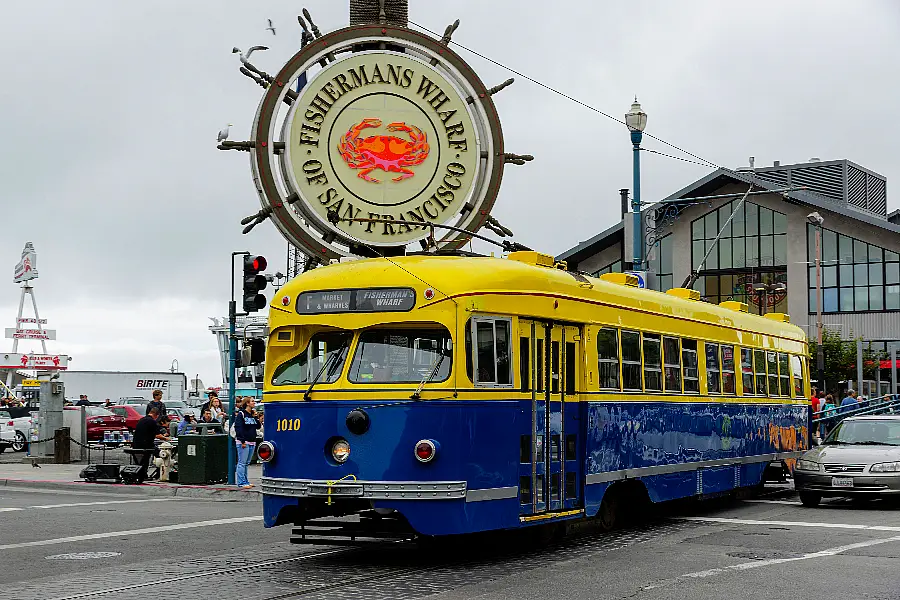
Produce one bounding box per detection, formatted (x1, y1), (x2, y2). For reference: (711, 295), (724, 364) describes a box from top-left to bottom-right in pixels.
(0, 419), (15, 452)
(0, 409), (35, 452)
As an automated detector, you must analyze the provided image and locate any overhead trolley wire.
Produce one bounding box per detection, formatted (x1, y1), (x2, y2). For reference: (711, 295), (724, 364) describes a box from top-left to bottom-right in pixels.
(408, 19), (726, 172)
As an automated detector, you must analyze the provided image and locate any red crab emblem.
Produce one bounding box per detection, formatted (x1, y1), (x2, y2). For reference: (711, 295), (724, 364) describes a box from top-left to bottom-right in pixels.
(338, 118), (430, 183)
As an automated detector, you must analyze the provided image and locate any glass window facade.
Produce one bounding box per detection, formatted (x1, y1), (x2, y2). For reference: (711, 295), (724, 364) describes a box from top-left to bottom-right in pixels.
(691, 201), (788, 313)
(691, 200), (787, 271)
(650, 234), (673, 291)
(807, 224), (900, 313)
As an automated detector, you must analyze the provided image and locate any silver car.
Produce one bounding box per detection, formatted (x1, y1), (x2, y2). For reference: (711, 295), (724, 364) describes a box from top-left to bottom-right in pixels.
(794, 415), (900, 506)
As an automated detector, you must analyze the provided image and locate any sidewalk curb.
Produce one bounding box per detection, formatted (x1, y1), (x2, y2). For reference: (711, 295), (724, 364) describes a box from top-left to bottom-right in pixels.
(0, 478), (262, 501)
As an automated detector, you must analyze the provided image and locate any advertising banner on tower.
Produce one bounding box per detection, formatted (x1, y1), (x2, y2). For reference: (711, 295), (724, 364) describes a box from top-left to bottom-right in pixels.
(0, 353), (68, 370)
(13, 242), (38, 283)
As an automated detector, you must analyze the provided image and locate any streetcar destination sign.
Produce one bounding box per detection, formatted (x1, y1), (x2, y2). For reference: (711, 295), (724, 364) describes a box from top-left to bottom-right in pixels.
(296, 288), (415, 314)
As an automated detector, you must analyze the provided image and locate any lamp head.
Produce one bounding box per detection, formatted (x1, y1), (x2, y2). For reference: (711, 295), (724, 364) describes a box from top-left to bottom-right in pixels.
(625, 97), (648, 132)
(806, 211), (824, 226)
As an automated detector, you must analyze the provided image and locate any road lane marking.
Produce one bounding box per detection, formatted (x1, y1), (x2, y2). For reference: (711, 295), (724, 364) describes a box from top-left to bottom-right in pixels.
(681, 516), (900, 532)
(644, 534), (900, 590)
(0, 515), (263, 551)
(0, 498), (175, 513)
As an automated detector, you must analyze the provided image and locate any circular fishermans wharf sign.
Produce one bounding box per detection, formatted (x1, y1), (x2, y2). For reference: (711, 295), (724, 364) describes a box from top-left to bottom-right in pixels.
(286, 52), (479, 246)
(248, 24), (508, 260)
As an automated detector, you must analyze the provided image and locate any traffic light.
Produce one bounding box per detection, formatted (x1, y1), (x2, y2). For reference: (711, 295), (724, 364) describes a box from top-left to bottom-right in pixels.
(239, 338), (266, 367)
(242, 255), (268, 312)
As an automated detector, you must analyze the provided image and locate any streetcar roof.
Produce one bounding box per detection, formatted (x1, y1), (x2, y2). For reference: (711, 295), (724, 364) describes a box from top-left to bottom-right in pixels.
(273, 254), (805, 341)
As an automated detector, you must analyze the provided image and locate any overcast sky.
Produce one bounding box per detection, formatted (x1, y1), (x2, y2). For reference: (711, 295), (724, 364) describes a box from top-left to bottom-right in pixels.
(2, 1), (898, 388)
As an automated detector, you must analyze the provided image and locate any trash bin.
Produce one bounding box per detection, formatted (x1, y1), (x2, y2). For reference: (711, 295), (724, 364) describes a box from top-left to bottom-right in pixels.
(177, 423), (227, 484)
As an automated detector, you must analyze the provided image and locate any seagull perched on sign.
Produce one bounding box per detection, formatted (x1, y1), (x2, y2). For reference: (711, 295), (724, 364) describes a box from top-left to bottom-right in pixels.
(231, 45), (268, 65)
(217, 123), (233, 142)
(266, 19), (276, 35)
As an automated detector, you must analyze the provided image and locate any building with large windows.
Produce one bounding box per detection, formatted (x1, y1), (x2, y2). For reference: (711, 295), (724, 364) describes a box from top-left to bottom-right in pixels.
(558, 158), (900, 352)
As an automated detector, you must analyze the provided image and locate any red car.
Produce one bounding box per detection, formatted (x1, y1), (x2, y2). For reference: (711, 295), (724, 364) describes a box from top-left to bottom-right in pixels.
(108, 404), (144, 430)
(64, 406), (128, 441)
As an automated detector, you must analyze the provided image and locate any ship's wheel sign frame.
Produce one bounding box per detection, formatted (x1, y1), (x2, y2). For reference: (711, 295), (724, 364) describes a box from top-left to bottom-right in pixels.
(250, 24), (505, 259)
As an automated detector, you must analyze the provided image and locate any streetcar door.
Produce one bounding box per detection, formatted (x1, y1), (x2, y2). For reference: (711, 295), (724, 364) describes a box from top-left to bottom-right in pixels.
(546, 323), (565, 512)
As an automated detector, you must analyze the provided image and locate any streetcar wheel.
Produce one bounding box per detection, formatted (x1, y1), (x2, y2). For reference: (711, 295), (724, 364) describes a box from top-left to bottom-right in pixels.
(12, 432), (26, 453)
(799, 492), (821, 507)
(597, 491), (619, 530)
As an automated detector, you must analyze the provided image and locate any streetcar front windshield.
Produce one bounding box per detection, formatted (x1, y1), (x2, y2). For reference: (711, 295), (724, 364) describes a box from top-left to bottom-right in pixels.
(348, 327), (452, 383)
(272, 331), (352, 385)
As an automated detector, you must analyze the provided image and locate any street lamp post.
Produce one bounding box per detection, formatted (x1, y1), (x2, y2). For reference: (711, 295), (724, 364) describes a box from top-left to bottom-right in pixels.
(807, 212), (825, 389)
(625, 98), (648, 271)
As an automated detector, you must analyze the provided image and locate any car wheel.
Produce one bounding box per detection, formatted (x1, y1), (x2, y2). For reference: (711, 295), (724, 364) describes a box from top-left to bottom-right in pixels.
(12, 431), (27, 452)
(799, 492), (821, 507)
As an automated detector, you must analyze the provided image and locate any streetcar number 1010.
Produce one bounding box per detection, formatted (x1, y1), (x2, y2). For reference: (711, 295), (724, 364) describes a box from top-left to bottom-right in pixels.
(276, 418), (301, 432)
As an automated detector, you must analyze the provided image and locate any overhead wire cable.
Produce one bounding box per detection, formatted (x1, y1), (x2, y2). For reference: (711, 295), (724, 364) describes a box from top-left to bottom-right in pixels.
(408, 19), (725, 172)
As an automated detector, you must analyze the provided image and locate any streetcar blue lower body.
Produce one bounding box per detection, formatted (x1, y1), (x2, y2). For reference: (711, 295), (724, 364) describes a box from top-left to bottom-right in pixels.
(260, 399), (807, 536)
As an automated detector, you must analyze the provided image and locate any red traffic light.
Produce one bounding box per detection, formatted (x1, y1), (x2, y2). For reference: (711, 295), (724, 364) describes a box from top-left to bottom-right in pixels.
(245, 255), (267, 273)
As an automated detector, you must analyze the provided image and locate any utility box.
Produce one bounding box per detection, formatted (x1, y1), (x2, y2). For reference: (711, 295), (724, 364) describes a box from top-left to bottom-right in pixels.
(177, 431), (228, 484)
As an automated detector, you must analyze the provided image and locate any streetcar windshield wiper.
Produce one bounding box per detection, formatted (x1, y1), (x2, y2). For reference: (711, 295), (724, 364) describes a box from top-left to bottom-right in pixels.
(304, 343), (347, 400)
(410, 353), (446, 400)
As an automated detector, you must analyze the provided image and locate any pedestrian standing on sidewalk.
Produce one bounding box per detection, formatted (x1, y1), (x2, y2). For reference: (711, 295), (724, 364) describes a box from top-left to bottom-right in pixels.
(146, 389), (167, 420)
(234, 397), (261, 488)
(133, 406), (168, 481)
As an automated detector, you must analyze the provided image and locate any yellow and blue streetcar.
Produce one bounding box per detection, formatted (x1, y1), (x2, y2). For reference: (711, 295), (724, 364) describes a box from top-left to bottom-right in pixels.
(257, 251), (809, 539)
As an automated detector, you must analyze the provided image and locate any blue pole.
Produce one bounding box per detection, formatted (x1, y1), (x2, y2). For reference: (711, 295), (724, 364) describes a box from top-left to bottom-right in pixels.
(227, 299), (237, 485)
(631, 130), (643, 271)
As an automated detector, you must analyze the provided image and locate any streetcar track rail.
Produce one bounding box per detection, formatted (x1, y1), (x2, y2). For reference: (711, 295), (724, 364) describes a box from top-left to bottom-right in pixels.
(39, 520), (699, 600)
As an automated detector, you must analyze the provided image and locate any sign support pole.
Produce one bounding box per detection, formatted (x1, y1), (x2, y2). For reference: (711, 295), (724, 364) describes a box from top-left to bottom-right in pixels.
(27, 286), (48, 355)
(4, 285), (28, 391)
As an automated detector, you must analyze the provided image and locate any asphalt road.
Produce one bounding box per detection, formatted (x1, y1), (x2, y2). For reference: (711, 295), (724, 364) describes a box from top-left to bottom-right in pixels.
(1, 485), (899, 600)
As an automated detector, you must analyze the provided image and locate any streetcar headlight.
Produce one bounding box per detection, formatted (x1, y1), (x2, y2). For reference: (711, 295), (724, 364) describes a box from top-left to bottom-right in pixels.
(797, 459), (820, 472)
(257, 441), (275, 463)
(414, 439), (438, 463)
(331, 438), (351, 463)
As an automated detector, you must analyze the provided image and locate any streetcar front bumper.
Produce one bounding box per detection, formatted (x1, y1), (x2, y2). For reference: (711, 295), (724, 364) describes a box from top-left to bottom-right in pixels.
(261, 476), (467, 500)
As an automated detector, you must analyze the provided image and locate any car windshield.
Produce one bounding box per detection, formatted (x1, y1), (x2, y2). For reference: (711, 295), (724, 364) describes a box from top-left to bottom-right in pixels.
(272, 331), (352, 386)
(167, 401), (187, 409)
(348, 327), (452, 384)
(85, 407), (114, 417)
(0, 411), (10, 419)
(825, 420), (900, 445)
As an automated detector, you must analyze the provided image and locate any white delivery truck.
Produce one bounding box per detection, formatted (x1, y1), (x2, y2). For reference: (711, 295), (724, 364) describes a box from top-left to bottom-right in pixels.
(57, 371), (187, 404)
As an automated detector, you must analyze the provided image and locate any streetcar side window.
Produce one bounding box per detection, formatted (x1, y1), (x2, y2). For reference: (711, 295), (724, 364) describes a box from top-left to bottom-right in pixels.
(706, 343), (721, 394)
(721, 345), (736, 395)
(791, 354), (803, 397)
(536, 338), (544, 392)
(520, 336), (530, 392)
(663, 337), (681, 393)
(621, 331), (642, 391)
(754, 349), (767, 397)
(643, 334), (662, 392)
(767, 352), (779, 396)
(596, 327), (620, 390)
(741, 348), (754, 395)
(682, 339), (699, 393)
(778, 353), (791, 396)
(469, 317), (513, 387)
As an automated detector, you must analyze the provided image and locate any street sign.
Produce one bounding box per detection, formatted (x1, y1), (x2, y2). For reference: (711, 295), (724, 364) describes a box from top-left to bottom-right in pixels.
(0, 353), (68, 370)
(625, 271), (647, 289)
(5, 328), (56, 340)
(17, 318), (47, 324)
(21, 379), (40, 387)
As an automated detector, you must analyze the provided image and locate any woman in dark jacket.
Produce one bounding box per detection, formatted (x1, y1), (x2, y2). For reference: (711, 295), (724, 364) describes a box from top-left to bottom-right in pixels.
(234, 397), (262, 488)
